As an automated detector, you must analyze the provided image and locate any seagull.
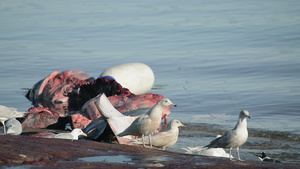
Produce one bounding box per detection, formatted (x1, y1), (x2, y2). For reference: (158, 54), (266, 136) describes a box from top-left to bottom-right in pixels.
(257, 152), (281, 163)
(54, 128), (87, 140)
(5, 118), (23, 135)
(117, 98), (176, 148)
(0, 105), (27, 134)
(205, 110), (250, 161)
(130, 119), (185, 150)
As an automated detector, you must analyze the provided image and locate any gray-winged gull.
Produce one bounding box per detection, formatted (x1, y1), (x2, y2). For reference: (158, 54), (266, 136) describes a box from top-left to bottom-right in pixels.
(5, 118), (23, 135)
(130, 119), (185, 150)
(205, 110), (250, 161)
(117, 98), (176, 148)
(54, 128), (87, 140)
(0, 105), (27, 134)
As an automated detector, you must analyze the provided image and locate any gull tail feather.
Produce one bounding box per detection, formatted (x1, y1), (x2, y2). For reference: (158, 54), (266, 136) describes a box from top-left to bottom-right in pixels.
(205, 136), (222, 148)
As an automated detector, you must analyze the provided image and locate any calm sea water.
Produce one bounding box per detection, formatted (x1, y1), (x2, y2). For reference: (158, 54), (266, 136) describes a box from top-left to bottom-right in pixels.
(1, 0), (299, 163)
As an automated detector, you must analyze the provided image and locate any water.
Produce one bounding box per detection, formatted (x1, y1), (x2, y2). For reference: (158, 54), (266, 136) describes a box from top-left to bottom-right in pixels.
(1, 0), (299, 164)
(78, 154), (169, 167)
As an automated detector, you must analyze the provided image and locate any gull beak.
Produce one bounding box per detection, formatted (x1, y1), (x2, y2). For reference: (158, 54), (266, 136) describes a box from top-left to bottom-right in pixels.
(172, 103), (177, 107)
(176, 121), (185, 129)
(180, 122), (186, 128)
(83, 133), (87, 137)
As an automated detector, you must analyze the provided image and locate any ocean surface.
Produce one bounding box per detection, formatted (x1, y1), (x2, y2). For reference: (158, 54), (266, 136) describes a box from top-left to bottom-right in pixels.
(1, 0), (299, 164)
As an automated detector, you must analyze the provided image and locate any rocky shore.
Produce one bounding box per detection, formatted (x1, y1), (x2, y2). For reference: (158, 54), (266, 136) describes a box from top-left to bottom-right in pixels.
(1, 134), (299, 169)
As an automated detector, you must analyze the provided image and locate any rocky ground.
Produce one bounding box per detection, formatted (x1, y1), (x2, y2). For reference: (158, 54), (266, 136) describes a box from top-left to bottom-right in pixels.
(1, 134), (299, 169)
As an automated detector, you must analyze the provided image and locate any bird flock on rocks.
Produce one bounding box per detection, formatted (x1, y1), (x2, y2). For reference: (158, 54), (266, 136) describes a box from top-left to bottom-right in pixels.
(117, 98), (250, 161)
(115, 98), (251, 161)
(1, 97), (252, 161)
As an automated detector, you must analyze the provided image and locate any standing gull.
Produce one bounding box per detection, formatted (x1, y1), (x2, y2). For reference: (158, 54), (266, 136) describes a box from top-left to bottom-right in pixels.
(117, 98), (176, 148)
(0, 105), (27, 134)
(131, 119), (185, 150)
(205, 110), (250, 161)
(54, 128), (87, 140)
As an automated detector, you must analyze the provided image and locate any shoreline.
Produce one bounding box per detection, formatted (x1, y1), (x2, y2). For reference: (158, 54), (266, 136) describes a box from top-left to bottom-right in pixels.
(1, 135), (299, 169)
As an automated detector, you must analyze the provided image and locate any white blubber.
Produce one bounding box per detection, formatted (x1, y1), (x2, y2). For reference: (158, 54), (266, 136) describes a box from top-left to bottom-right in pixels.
(100, 63), (155, 95)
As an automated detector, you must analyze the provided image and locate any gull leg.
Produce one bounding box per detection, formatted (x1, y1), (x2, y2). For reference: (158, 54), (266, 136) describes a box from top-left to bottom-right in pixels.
(149, 134), (152, 148)
(229, 148), (235, 161)
(142, 134), (146, 147)
(237, 147), (244, 161)
(2, 121), (6, 134)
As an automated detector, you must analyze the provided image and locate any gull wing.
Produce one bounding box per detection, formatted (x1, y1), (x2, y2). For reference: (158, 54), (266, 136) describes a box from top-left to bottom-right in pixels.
(94, 94), (138, 144)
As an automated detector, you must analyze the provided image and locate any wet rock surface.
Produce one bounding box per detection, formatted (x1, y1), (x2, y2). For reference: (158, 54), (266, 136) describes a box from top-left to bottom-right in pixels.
(1, 134), (299, 169)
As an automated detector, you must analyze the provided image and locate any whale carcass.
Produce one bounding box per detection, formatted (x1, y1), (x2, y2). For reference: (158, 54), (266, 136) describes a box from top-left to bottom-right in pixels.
(23, 69), (171, 143)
